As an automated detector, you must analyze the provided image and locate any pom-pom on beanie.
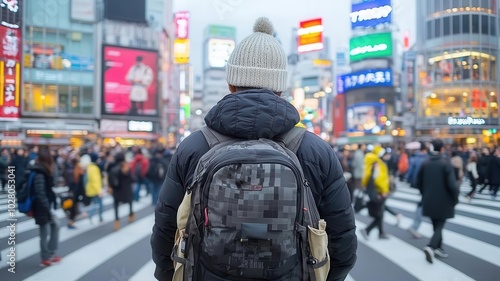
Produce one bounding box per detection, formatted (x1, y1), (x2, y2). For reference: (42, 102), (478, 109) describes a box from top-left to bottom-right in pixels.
(225, 17), (288, 92)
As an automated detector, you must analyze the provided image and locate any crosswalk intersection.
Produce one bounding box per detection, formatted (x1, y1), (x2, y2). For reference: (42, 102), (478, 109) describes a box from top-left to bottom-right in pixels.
(0, 182), (499, 281)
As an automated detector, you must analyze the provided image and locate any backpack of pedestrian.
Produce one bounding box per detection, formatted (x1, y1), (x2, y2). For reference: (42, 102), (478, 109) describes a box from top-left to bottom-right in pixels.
(171, 126), (329, 281)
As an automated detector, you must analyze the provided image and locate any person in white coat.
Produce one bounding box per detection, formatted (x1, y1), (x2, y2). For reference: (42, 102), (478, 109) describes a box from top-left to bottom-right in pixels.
(126, 56), (153, 115)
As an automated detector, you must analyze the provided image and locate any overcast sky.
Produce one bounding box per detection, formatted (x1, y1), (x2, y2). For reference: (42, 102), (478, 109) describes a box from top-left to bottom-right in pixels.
(173, 0), (416, 77)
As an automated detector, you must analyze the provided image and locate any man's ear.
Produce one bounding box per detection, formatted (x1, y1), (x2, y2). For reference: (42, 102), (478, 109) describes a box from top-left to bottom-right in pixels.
(228, 84), (237, 93)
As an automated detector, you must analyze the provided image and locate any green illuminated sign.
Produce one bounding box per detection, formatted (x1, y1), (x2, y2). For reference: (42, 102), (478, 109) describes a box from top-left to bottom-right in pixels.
(349, 32), (393, 62)
(207, 25), (236, 39)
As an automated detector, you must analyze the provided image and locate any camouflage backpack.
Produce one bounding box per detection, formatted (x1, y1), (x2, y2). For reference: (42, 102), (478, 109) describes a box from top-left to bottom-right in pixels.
(172, 126), (330, 281)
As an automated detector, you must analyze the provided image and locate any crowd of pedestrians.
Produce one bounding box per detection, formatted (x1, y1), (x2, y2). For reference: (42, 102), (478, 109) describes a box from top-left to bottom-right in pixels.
(338, 139), (498, 264)
(0, 143), (173, 267)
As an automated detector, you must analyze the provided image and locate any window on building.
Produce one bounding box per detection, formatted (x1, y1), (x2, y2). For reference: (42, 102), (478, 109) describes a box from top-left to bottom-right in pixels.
(453, 15), (461, 34)
(472, 15), (480, 33)
(24, 27), (94, 71)
(481, 0), (490, 9)
(70, 86), (81, 114)
(463, 14), (471, 33)
(426, 0), (433, 15)
(420, 88), (498, 119)
(82, 87), (93, 114)
(435, 18), (442, 38)
(481, 15), (489, 34)
(491, 16), (497, 35)
(23, 84), (95, 115)
(443, 0), (452, 10)
(443, 17), (451, 36)
(428, 51), (496, 83)
(427, 21), (433, 39)
(58, 86), (70, 113)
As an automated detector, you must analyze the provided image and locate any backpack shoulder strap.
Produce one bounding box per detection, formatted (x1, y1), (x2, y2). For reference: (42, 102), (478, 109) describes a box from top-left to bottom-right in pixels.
(200, 126), (234, 149)
(274, 127), (307, 154)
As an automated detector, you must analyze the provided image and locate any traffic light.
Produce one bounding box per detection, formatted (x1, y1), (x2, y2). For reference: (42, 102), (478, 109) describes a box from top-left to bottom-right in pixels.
(488, 128), (497, 134)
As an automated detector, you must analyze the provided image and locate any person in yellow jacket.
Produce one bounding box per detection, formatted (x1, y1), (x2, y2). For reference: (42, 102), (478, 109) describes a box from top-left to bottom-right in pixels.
(84, 154), (104, 223)
(360, 145), (390, 240)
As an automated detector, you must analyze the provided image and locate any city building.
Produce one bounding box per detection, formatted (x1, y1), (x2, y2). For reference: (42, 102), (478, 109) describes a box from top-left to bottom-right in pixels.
(413, 0), (499, 145)
(287, 18), (334, 140)
(98, 0), (164, 147)
(20, 0), (100, 147)
(202, 25), (236, 118)
(335, 0), (401, 145)
(0, 0), (169, 148)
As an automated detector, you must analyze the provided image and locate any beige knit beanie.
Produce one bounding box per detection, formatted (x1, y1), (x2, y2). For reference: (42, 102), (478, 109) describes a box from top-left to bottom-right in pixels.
(226, 17), (288, 92)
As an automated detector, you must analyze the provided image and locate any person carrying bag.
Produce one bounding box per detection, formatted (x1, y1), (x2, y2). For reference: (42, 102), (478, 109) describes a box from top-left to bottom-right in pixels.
(360, 146), (390, 240)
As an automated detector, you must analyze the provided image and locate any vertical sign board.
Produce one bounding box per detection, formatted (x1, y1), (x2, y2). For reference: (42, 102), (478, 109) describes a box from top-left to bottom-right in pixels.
(0, 0), (22, 119)
(174, 11), (190, 64)
(174, 11), (189, 39)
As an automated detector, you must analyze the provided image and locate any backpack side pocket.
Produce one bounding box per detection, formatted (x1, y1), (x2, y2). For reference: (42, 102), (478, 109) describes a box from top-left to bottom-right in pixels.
(307, 219), (330, 281)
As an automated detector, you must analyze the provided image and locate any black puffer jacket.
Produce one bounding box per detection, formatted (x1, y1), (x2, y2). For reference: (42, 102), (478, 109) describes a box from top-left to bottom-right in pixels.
(151, 89), (357, 281)
(31, 164), (56, 225)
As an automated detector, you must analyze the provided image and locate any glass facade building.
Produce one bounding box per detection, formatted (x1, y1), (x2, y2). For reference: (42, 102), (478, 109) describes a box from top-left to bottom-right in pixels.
(23, 1), (96, 118)
(416, 0), (500, 143)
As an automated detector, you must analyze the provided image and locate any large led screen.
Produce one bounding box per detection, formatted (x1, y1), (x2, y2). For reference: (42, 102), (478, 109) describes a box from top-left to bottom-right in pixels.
(351, 0), (392, 29)
(347, 102), (386, 133)
(102, 46), (158, 116)
(350, 32), (392, 62)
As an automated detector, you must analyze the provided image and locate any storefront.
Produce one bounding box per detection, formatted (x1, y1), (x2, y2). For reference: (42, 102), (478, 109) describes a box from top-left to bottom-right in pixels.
(415, 49), (500, 145)
(21, 119), (98, 148)
(100, 119), (161, 148)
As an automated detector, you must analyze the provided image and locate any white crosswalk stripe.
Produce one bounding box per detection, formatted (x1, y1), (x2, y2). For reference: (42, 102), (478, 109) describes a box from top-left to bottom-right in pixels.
(0, 180), (499, 281)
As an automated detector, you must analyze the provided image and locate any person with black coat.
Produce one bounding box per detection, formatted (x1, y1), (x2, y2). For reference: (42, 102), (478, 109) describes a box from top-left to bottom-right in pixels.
(151, 17), (357, 281)
(476, 148), (491, 194)
(31, 146), (61, 267)
(415, 139), (458, 264)
(9, 148), (29, 190)
(487, 148), (500, 199)
(147, 149), (169, 206)
(107, 152), (135, 231)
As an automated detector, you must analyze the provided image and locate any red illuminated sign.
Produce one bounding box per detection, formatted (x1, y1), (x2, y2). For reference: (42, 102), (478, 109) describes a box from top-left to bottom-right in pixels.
(298, 18), (324, 53)
(174, 11), (190, 39)
(0, 25), (21, 119)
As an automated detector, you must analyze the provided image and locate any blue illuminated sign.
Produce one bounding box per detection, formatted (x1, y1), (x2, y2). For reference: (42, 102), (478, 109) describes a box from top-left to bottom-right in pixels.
(351, 0), (392, 29)
(337, 68), (392, 94)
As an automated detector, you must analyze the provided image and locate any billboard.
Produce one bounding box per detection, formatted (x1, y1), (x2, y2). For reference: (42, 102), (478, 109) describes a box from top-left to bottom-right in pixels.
(351, 0), (392, 29)
(0, 0), (22, 120)
(337, 68), (392, 94)
(208, 38), (235, 68)
(298, 18), (324, 53)
(350, 32), (392, 62)
(102, 46), (158, 116)
(347, 102), (386, 133)
(174, 11), (189, 39)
